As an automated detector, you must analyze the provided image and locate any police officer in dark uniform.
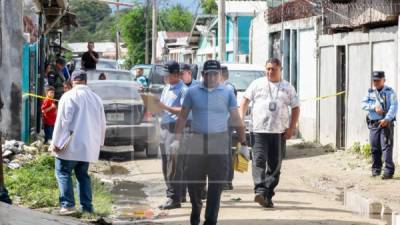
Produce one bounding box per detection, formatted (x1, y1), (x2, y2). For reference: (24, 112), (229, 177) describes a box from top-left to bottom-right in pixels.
(362, 71), (398, 179)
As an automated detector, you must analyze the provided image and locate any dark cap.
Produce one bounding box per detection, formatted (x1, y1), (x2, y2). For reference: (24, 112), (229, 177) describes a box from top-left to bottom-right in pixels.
(165, 60), (180, 74)
(203, 60), (221, 73)
(372, 71), (385, 80)
(55, 58), (66, 66)
(71, 70), (87, 81)
(180, 63), (191, 71)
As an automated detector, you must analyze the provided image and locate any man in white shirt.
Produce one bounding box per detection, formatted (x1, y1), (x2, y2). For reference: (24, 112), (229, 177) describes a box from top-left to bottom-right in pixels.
(51, 70), (106, 215)
(239, 58), (300, 208)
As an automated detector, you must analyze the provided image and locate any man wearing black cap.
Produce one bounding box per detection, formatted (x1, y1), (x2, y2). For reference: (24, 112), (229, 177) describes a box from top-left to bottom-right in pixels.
(180, 63), (200, 88)
(173, 60), (247, 225)
(47, 58), (67, 100)
(362, 71), (398, 179)
(52, 70), (106, 215)
(156, 60), (188, 210)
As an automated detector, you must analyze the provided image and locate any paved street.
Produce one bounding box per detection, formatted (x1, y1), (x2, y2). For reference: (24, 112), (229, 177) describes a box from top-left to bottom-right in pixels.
(91, 143), (388, 225)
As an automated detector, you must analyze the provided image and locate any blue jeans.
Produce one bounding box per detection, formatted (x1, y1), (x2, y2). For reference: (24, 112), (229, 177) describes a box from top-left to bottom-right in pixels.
(55, 158), (93, 212)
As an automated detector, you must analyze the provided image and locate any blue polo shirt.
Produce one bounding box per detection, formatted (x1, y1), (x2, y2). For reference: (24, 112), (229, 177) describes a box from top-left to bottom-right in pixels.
(160, 80), (187, 125)
(182, 83), (237, 134)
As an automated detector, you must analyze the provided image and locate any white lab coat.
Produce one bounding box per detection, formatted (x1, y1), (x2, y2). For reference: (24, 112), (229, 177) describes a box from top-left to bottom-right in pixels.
(52, 84), (106, 162)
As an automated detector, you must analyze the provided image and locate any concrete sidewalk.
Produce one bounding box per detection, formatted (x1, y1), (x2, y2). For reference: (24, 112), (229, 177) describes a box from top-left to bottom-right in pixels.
(0, 202), (88, 225)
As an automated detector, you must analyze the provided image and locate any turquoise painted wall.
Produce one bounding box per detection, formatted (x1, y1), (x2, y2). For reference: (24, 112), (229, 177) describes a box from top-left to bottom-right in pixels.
(238, 16), (252, 54)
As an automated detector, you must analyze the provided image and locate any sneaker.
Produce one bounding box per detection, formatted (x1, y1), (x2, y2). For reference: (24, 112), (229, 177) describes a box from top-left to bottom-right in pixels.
(254, 193), (266, 207)
(59, 207), (76, 216)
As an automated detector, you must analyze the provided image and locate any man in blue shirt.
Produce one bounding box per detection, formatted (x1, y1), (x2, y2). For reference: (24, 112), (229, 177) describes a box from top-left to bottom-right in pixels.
(156, 60), (188, 210)
(180, 63), (200, 88)
(362, 71), (398, 179)
(173, 60), (247, 225)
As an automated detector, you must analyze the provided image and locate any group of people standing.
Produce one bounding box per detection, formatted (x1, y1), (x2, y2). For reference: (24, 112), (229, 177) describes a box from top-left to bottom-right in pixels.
(156, 58), (300, 225)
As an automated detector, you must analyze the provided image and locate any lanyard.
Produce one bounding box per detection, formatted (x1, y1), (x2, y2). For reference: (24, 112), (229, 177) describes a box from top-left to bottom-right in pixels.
(267, 79), (282, 101)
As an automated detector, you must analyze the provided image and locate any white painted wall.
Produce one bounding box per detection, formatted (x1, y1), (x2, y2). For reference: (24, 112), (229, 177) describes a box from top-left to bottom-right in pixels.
(298, 29), (317, 141)
(319, 46), (337, 145)
(346, 43), (371, 148)
(251, 11), (269, 64)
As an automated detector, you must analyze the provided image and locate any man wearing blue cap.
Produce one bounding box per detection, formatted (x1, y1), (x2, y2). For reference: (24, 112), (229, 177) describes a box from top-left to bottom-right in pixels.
(52, 70), (106, 215)
(362, 71), (398, 179)
(173, 60), (247, 225)
(156, 60), (188, 210)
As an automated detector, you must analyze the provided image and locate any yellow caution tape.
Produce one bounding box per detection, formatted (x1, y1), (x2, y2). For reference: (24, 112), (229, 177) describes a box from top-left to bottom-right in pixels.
(301, 91), (346, 102)
(22, 93), (58, 101)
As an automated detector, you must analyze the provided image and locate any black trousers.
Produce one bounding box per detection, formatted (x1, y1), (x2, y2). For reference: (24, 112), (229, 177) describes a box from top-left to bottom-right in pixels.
(185, 132), (229, 225)
(369, 124), (395, 175)
(252, 133), (285, 199)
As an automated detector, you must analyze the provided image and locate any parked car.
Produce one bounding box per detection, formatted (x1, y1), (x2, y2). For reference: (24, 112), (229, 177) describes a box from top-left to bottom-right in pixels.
(88, 80), (160, 158)
(70, 58), (120, 71)
(131, 64), (167, 94)
(85, 69), (134, 81)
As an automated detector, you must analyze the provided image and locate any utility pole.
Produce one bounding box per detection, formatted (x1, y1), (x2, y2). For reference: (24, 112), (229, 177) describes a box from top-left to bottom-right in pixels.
(116, 0), (120, 62)
(151, 0), (157, 64)
(218, 0), (226, 62)
(144, 0), (150, 64)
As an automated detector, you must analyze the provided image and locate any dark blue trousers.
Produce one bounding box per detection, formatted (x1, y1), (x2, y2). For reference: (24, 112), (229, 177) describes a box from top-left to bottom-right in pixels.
(369, 125), (395, 175)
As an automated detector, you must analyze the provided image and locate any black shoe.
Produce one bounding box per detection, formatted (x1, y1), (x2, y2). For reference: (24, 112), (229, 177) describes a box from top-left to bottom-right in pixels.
(158, 198), (181, 210)
(382, 174), (393, 180)
(222, 183), (234, 191)
(254, 193), (266, 207)
(181, 197), (187, 203)
(371, 171), (381, 177)
(264, 197), (274, 208)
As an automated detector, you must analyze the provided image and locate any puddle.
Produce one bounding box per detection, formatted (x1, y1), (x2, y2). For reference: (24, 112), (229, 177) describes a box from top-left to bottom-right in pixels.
(111, 181), (153, 221)
(102, 165), (129, 175)
(367, 206), (399, 225)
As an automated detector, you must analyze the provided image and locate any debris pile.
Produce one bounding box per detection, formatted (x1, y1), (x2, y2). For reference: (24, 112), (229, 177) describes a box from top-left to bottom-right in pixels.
(2, 139), (49, 169)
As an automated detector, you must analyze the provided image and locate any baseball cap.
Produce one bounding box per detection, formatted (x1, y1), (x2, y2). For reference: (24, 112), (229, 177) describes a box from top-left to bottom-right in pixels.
(71, 70), (87, 81)
(180, 63), (191, 71)
(165, 60), (180, 74)
(203, 60), (221, 73)
(372, 71), (385, 80)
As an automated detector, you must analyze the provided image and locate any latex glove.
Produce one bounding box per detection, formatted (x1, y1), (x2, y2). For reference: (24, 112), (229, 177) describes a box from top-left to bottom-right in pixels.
(170, 140), (180, 154)
(239, 145), (250, 160)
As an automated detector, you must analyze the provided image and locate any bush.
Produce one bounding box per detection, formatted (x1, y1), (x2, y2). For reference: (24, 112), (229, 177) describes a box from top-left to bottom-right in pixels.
(5, 154), (112, 215)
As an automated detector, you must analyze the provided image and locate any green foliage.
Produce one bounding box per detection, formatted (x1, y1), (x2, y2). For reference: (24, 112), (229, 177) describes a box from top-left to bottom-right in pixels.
(4, 154), (112, 216)
(159, 4), (193, 32)
(201, 0), (218, 14)
(119, 6), (147, 67)
(63, 0), (116, 43)
(349, 142), (371, 159)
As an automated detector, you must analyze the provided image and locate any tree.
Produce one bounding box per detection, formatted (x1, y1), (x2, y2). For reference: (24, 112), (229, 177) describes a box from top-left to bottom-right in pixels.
(201, 0), (218, 14)
(159, 4), (193, 32)
(63, 0), (115, 42)
(119, 7), (147, 66)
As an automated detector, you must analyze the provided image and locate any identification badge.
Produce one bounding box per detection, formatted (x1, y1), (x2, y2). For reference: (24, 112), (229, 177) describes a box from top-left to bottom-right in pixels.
(269, 102), (277, 111)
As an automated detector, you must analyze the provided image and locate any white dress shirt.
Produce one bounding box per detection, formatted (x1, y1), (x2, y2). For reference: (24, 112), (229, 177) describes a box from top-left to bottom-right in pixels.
(52, 84), (106, 162)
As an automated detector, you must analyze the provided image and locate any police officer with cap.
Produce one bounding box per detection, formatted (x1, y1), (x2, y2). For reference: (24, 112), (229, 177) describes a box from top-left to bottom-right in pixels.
(156, 60), (188, 209)
(362, 71), (398, 179)
(173, 60), (247, 225)
(180, 63), (200, 88)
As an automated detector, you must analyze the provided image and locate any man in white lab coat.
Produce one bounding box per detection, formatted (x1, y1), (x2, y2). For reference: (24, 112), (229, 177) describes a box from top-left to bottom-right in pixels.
(51, 70), (106, 215)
